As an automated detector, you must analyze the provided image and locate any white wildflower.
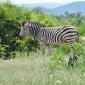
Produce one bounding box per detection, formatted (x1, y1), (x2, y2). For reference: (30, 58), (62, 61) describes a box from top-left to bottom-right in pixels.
(50, 74), (53, 78)
(56, 80), (62, 84)
(84, 73), (85, 76)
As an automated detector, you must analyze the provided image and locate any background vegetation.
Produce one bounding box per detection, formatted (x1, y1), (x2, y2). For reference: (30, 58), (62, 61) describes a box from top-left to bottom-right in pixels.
(0, 2), (85, 59)
(0, 1), (85, 85)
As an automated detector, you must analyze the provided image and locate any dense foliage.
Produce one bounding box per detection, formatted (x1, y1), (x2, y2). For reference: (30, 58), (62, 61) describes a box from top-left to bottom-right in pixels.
(0, 2), (85, 59)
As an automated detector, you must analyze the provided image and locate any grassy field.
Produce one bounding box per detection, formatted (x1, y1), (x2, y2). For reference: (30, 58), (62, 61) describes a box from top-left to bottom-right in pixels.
(0, 38), (85, 85)
(0, 40), (85, 85)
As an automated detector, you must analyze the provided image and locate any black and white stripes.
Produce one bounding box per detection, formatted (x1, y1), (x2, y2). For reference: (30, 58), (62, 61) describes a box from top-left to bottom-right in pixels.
(19, 21), (79, 66)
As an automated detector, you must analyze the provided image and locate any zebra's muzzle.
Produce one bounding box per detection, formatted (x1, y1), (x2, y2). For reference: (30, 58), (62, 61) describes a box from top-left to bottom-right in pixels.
(19, 33), (23, 40)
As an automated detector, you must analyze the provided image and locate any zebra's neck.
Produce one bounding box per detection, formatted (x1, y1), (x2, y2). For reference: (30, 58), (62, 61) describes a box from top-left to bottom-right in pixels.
(29, 26), (41, 37)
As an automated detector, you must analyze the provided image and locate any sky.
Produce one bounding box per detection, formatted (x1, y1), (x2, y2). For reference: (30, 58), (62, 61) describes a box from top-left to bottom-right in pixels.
(0, 0), (85, 5)
(10, 0), (85, 5)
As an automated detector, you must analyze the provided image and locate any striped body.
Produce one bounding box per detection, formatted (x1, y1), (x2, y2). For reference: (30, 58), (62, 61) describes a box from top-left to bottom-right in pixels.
(37, 26), (78, 45)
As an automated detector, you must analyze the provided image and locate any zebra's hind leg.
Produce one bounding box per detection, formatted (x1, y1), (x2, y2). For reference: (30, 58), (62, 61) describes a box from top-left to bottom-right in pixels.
(68, 55), (74, 67)
(68, 44), (78, 67)
(73, 52), (78, 62)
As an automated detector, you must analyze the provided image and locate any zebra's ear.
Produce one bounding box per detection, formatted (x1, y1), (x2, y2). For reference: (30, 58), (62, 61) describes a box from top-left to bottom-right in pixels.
(22, 21), (26, 26)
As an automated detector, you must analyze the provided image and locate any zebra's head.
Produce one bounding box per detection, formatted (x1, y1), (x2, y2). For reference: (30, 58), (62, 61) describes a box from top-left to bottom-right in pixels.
(19, 21), (42, 38)
(19, 21), (30, 38)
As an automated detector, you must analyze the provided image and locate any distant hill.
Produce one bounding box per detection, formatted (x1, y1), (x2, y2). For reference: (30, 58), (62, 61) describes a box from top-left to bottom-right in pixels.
(18, 1), (85, 15)
(45, 2), (85, 15)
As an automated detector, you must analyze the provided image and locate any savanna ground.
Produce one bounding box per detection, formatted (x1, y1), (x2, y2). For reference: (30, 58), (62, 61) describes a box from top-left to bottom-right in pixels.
(0, 38), (85, 85)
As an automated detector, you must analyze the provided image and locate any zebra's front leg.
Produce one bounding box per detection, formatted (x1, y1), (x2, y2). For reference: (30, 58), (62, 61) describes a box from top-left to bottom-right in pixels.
(38, 40), (45, 55)
(40, 44), (52, 56)
(46, 45), (52, 56)
(68, 45), (78, 67)
(40, 44), (46, 55)
(41, 45), (45, 55)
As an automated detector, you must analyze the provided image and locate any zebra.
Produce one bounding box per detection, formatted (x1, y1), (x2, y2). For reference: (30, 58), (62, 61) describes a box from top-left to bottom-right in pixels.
(19, 21), (79, 66)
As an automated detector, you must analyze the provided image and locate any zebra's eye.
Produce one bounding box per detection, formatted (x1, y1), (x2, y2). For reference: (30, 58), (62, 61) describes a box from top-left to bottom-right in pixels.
(23, 28), (25, 31)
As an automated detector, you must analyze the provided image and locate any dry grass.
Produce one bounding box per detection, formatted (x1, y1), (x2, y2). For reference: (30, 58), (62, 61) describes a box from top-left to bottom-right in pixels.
(0, 52), (85, 85)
